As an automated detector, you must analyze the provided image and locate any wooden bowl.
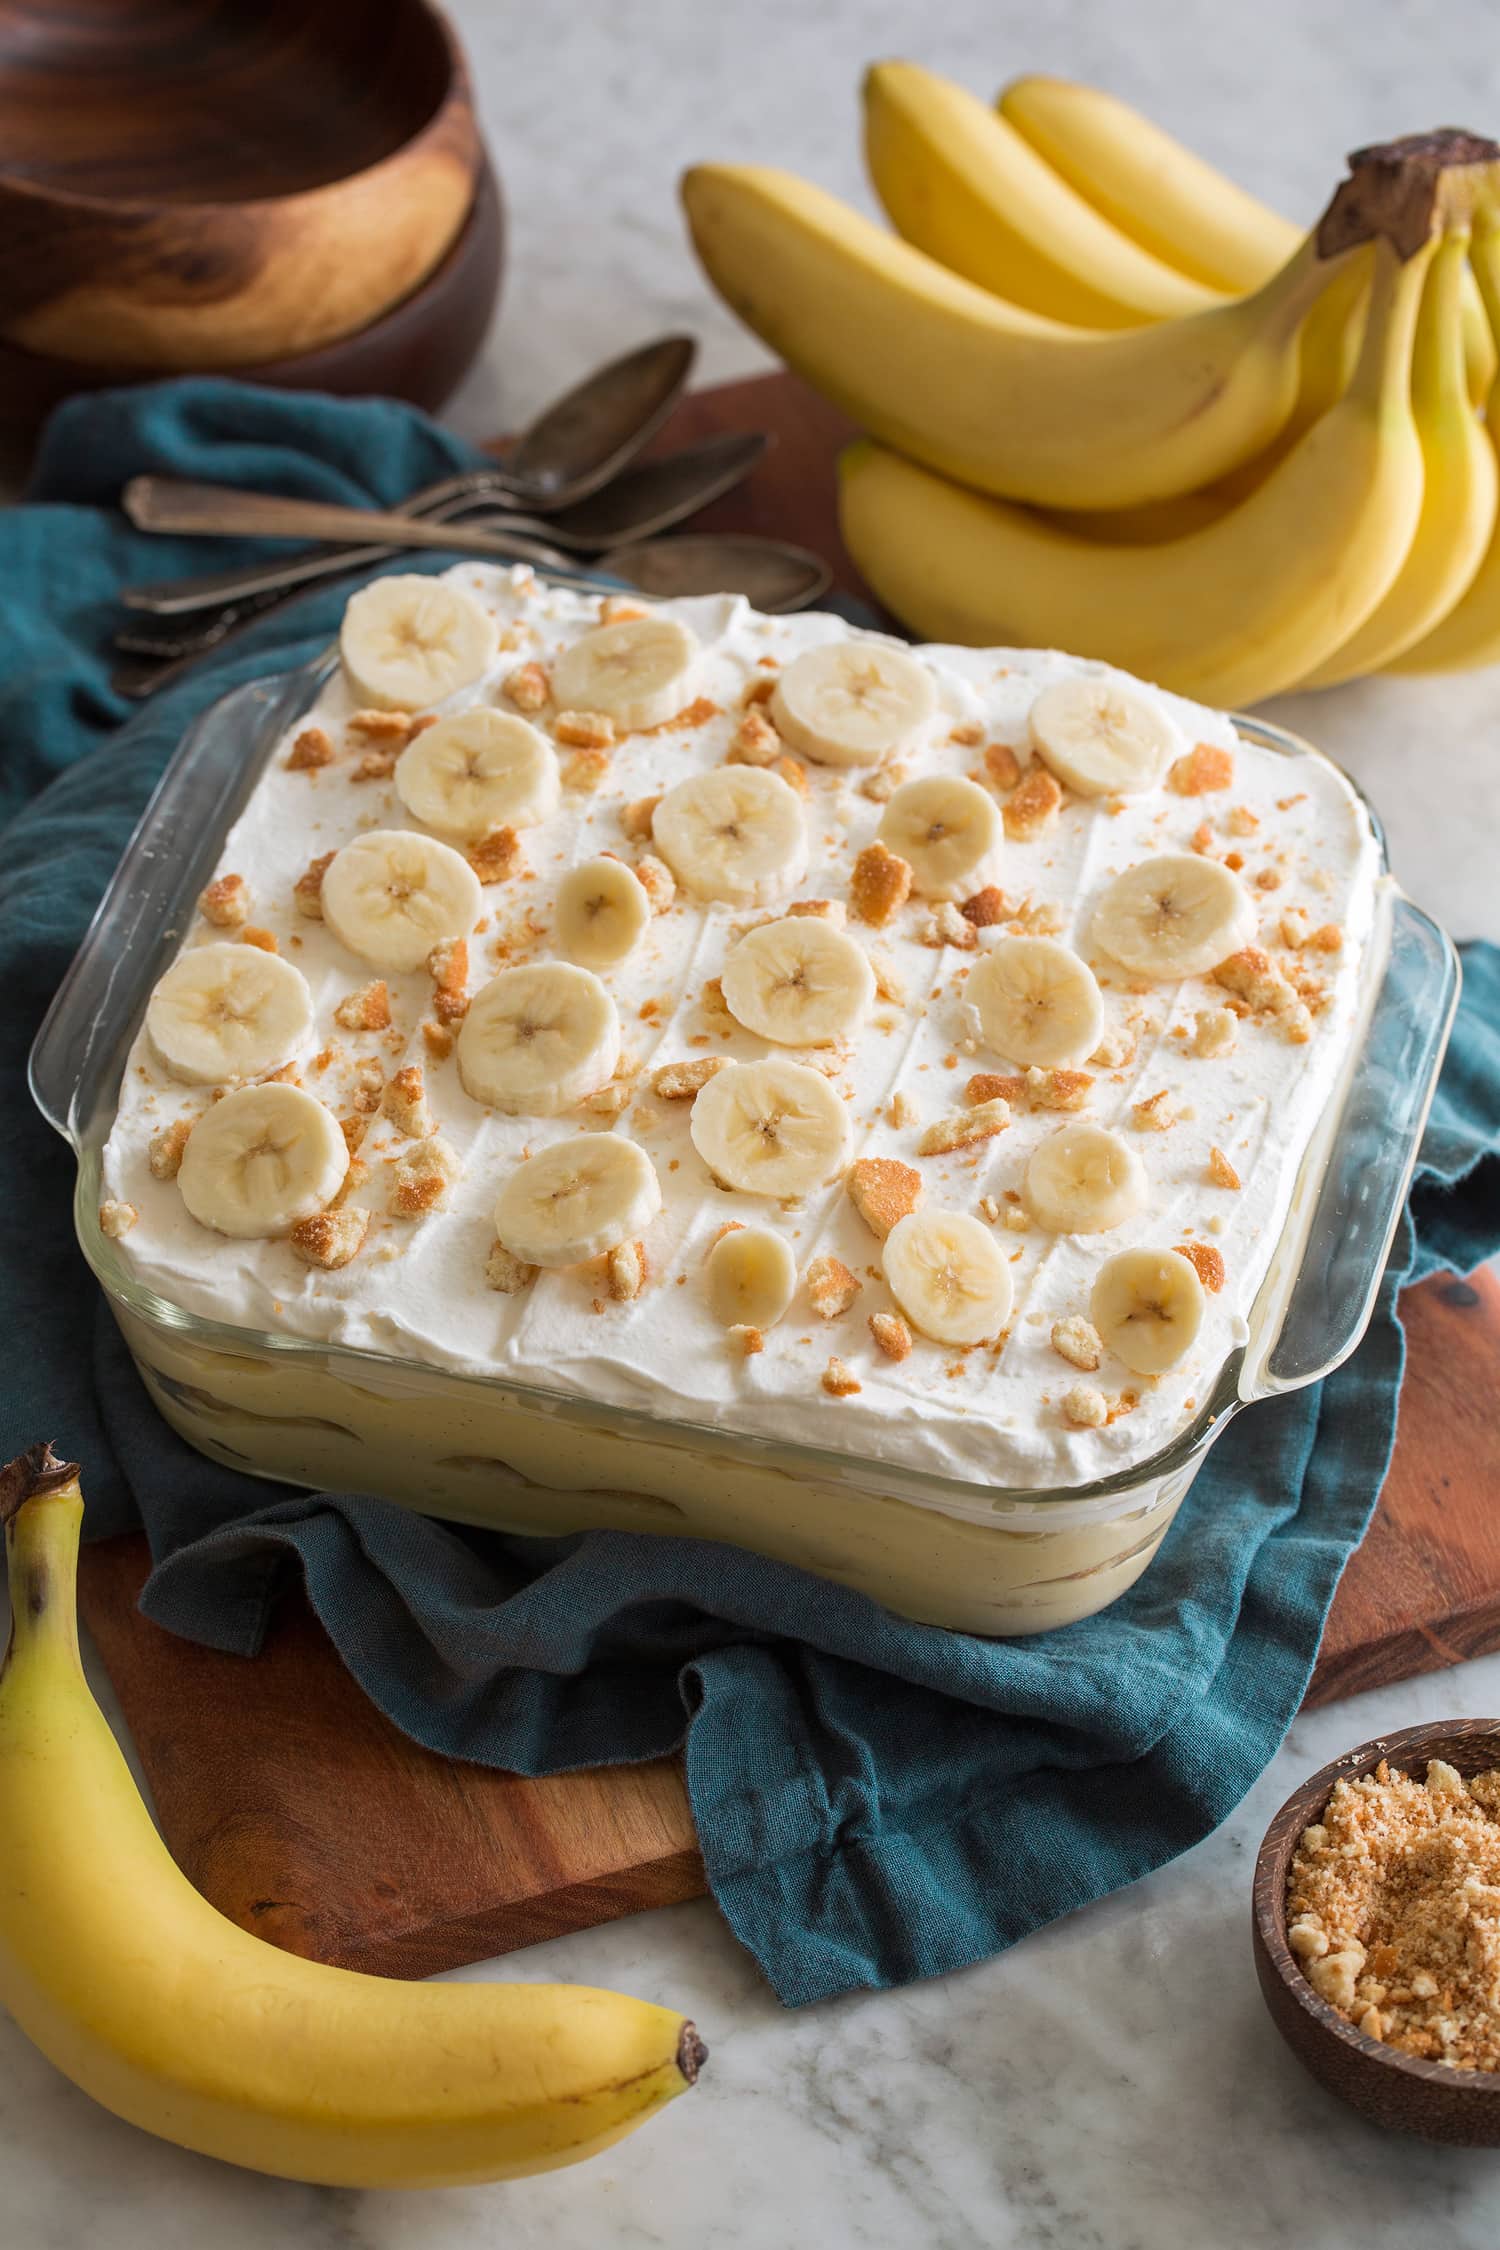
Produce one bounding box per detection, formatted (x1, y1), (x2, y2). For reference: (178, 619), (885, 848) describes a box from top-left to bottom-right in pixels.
(1253, 1717), (1500, 2144)
(0, 154), (502, 444)
(0, 0), (483, 369)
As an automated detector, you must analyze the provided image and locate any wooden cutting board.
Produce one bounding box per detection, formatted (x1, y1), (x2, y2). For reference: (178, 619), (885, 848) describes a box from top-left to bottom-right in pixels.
(74, 371), (1500, 1976)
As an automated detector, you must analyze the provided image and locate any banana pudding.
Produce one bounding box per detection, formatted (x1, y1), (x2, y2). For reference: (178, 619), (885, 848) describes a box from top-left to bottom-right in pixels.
(97, 565), (1382, 1628)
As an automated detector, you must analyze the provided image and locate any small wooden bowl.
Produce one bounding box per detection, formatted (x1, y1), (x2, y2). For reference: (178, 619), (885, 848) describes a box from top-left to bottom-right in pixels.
(0, 155), (502, 443)
(1253, 1716), (1500, 2144)
(0, 0), (483, 370)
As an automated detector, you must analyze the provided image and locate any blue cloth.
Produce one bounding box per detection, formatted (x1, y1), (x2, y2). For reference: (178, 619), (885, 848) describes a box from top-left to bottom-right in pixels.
(4, 380), (1500, 2008)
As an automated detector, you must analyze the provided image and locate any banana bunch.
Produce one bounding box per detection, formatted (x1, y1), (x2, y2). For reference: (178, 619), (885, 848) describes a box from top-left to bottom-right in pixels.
(683, 71), (1500, 702)
(0, 1446), (704, 2187)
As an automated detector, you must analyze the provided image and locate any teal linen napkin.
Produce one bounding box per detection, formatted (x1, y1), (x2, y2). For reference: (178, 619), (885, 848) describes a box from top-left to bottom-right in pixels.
(5, 379), (1499, 2007)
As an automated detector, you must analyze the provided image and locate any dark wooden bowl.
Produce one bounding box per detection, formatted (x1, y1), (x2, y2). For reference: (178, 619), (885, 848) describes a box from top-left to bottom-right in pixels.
(1253, 1716), (1500, 2144)
(0, 0), (483, 370)
(0, 154), (502, 444)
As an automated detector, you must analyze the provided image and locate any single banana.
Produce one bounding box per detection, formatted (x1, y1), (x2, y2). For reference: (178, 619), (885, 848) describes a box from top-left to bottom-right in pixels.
(704, 1224), (797, 1327)
(865, 61), (1220, 326)
(721, 915), (875, 1046)
(1387, 216), (1500, 673)
(998, 75), (1496, 402)
(881, 1207), (1013, 1345)
(837, 232), (1434, 708)
(967, 937), (1104, 1067)
(876, 774), (1002, 899)
(176, 1084), (348, 1239)
(495, 1133), (661, 1266)
(1091, 1246), (1206, 1374)
(1092, 853), (1256, 979)
(1300, 229), (1497, 686)
(689, 1058), (852, 1198)
(1025, 1121), (1148, 1235)
(0, 1448), (702, 2187)
(652, 766), (807, 905)
(770, 638), (937, 768)
(997, 74), (1301, 294)
(339, 575), (498, 711)
(145, 941), (312, 1085)
(1027, 677), (1177, 796)
(555, 857), (652, 969)
(321, 830), (481, 974)
(682, 161), (1357, 511)
(458, 963), (620, 1114)
(551, 616), (700, 732)
(395, 708), (559, 840)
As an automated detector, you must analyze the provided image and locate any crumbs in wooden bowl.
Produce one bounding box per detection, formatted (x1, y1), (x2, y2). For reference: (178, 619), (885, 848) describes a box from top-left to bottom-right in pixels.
(1286, 1757), (1500, 2070)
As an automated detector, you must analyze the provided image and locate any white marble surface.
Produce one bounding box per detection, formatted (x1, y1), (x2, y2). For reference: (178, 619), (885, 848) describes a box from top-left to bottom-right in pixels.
(8, 2), (1500, 2242)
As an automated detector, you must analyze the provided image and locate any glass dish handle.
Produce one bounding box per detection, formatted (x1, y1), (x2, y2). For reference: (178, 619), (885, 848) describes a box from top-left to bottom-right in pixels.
(28, 670), (317, 1149)
(1242, 887), (1461, 1398)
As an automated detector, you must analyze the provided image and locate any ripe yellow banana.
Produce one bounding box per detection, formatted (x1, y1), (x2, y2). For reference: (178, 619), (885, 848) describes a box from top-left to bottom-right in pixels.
(998, 72), (1496, 403)
(1386, 218), (1500, 671)
(682, 162), (1355, 511)
(1301, 228), (1496, 685)
(838, 234), (1433, 709)
(998, 73), (1301, 292)
(863, 61), (1219, 326)
(0, 1446), (704, 2189)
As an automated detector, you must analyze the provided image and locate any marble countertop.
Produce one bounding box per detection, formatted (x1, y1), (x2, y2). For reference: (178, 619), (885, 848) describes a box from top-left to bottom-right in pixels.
(8, 1), (1500, 2241)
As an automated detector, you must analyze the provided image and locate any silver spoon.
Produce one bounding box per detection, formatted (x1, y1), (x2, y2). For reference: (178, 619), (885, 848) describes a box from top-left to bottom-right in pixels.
(600, 532), (831, 612)
(119, 334), (696, 621)
(121, 431), (767, 616)
(119, 478), (636, 564)
(109, 534), (833, 698)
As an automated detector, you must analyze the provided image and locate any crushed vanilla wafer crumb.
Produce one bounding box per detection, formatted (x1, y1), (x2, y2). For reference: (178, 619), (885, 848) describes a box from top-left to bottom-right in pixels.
(1287, 1758), (1500, 2070)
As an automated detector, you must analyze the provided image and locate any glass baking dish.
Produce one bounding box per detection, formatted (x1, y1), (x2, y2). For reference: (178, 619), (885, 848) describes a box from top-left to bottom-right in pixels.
(29, 642), (1460, 1636)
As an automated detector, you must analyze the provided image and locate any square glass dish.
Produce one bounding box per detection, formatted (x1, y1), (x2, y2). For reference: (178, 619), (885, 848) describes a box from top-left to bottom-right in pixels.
(30, 643), (1459, 1637)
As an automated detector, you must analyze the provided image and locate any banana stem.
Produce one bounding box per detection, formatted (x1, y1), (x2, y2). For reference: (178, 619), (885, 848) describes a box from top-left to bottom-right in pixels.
(1348, 234), (1435, 412)
(1412, 230), (1472, 411)
(1467, 217), (1500, 360)
(1, 1445), (84, 1674)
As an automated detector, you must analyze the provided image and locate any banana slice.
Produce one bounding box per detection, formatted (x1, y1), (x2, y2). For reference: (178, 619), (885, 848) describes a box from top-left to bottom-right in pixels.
(554, 857), (651, 970)
(652, 766), (807, 906)
(720, 915), (875, 1046)
(705, 1224), (797, 1327)
(1026, 1122), (1148, 1235)
(339, 575), (497, 712)
(770, 640), (937, 768)
(967, 936), (1103, 1067)
(394, 709), (559, 840)
(458, 963), (620, 1114)
(876, 775), (1001, 899)
(321, 830), (481, 974)
(494, 1132), (661, 1268)
(882, 1207), (1013, 1346)
(145, 942), (313, 1086)
(689, 1058), (851, 1197)
(1028, 677), (1176, 797)
(1092, 852), (1256, 979)
(177, 1083), (348, 1239)
(1091, 1246), (1205, 1374)
(550, 616), (699, 731)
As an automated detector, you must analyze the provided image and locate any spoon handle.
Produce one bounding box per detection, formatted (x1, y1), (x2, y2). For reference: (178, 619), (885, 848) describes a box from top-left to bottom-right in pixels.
(123, 478), (571, 564)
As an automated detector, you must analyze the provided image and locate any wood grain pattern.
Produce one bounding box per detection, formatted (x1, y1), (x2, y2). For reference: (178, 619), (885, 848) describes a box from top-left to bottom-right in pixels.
(1252, 1718), (1500, 2143)
(0, 0), (482, 368)
(70, 369), (1500, 1975)
(78, 1535), (706, 1978)
(0, 156), (503, 439)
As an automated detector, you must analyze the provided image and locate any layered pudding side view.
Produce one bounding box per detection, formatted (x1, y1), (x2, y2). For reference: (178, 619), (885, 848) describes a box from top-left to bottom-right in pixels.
(96, 566), (1381, 1631)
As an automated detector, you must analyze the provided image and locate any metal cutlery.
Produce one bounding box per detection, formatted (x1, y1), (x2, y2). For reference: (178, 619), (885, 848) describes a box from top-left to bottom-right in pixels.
(122, 431), (767, 616)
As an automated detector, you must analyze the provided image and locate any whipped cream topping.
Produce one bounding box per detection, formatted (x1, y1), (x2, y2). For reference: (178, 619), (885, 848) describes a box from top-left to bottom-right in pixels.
(102, 568), (1382, 1496)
